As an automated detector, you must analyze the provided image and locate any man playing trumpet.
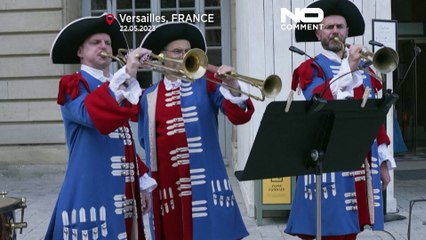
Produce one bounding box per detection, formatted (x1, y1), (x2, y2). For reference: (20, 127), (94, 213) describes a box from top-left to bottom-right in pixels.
(285, 0), (396, 239)
(47, 14), (156, 240)
(137, 22), (254, 240)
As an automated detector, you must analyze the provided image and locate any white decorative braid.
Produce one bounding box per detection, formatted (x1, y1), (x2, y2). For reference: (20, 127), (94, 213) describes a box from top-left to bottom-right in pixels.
(110, 157), (135, 183)
(210, 178), (235, 208)
(165, 116), (186, 136)
(177, 177), (192, 198)
(169, 145), (190, 168)
(61, 206), (108, 240)
(190, 168), (206, 186)
(192, 200), (208, 218)
(165, 89), (181, 108)
(117, 232), (127, 240)
(158, 187), (177, 216)
(303, 173), (338, 200)
(113, 194), (135, 219)
(181, 105), (199, 123)
(344, 192), (358, 211)
(371, 156), (382, 208)
(108, 127), (132, 145)
(180, 81), (193, 97)
(187, 136), (203, 153)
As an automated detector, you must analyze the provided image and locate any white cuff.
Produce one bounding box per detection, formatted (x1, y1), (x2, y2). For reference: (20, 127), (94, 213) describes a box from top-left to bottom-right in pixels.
(109, 67), (131, 102)
(139, 173), (157, 192)
(219, 80), (249, 108)
(113, 90), (125, 103)
(121, 78), (142, 104)
(378, 143), (397, 170)
(109, 67), (142, 104)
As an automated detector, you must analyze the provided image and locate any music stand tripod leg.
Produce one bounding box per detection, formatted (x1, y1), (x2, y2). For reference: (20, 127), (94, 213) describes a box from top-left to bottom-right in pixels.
(310, 111), (333, 240)
(311, 149), (324, 240)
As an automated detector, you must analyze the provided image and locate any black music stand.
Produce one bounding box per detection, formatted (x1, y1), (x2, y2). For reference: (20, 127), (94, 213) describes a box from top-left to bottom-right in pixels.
(235, 95), (397, 239)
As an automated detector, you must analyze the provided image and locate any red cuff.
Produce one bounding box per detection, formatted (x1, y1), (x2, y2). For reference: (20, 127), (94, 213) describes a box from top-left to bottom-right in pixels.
(224, 98), (255, 125)
(137, 155), (149, 175)
(377, 124), (391, 146)
(85, 83), (138, 134)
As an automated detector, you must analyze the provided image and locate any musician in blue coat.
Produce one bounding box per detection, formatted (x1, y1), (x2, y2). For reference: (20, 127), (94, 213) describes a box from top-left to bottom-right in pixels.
(46, 14), (156, 240)
(137, 22), (254, 240)
(284, 0), (396, 239)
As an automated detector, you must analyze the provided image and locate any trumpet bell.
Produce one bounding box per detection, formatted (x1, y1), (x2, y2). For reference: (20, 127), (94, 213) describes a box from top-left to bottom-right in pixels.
(333, 36), (399, 75)
(182, 48), (208, 80)
(205, 71), (283, 101)
(263, 74), (283, 98)
(100, 48), (208, 82)
(372, 47), (399, 74)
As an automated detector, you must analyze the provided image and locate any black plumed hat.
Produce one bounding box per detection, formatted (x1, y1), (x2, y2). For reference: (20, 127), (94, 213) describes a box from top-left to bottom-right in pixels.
(50, 13), (128, 64)
(295, 0), (365, 42)
(139, 22), (206, 54)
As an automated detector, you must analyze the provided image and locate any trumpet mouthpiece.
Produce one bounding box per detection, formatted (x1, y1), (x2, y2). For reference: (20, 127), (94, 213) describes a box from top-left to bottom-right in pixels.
(333, 37), (342, 43)
(99, 51), (109, 57)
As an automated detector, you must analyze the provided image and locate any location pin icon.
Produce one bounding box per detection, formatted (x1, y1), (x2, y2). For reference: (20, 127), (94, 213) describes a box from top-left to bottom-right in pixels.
(105, 14), (114, 25)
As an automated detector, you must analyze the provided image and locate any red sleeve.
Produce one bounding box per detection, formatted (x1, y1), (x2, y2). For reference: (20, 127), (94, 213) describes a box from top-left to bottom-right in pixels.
(224, 98), (255, 125)
(206, 71), (219, 93)
(292, 59), (324, 91)
(377, 124), (391, 146)
(311, 78), (333, 100)
(57, 73), (90, 105)
(205, 71), (255, 124)
(353, 84), (365, 99)
(369, 68), (383, 93)
(137, 155), (149, 175)
(123, 101), (140, 122)
(85, 82), (139, 134)
(353, 69), (383, 99)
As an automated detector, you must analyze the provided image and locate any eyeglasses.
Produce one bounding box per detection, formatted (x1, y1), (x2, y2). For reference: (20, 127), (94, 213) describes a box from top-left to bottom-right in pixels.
(163, 48), (191, 55)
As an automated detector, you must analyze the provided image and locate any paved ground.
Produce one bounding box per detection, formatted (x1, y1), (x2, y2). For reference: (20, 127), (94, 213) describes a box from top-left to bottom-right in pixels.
(1, 157), (425, 240)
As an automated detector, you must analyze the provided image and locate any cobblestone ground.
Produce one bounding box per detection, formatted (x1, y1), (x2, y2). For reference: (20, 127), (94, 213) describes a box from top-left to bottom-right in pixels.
(1, 159), (425, 240)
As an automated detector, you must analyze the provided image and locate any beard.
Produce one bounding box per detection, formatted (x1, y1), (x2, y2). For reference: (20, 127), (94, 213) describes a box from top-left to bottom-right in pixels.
(321, 36), (344, 53)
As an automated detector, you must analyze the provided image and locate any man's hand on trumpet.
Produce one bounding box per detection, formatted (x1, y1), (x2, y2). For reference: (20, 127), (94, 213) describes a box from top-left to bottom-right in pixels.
(347, 44), (365, 72)
(214, 65), (241, 97)
(108, 47), (151, 105)
(125, 47), (152, 78)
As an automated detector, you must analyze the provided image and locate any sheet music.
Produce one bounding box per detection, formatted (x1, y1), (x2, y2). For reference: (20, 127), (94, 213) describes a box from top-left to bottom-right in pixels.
(373, 19), (397, 50)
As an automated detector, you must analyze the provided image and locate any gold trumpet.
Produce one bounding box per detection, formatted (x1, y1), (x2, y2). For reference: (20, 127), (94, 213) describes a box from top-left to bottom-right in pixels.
(333, 37), (399, 74)
(102, 49), (282, 101)
(100, 48), (208, 81)
(203, 65), (282, 101)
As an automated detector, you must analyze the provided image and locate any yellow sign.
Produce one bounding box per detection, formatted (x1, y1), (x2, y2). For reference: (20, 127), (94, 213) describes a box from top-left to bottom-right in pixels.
(262, 177), (292, 204)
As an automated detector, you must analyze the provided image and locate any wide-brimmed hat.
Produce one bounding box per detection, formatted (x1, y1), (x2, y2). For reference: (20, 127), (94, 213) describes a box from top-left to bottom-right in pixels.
(50, 13), (128, 64)
(139, 22), (207, 54)
(295, 0), (365, 42)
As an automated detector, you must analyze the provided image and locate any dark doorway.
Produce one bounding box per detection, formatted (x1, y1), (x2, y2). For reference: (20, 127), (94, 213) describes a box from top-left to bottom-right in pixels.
(392, 0), (426, 155)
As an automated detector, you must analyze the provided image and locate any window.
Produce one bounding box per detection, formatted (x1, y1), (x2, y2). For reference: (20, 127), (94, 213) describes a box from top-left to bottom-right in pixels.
(82, 0), (232, 162)
(82, 0), (230, 85)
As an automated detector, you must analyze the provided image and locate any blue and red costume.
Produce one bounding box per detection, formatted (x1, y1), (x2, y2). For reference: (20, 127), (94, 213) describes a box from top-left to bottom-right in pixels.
(285, 54), (390, 239)
(138, 72), (254, 240)
(46, 70), (149, 240)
